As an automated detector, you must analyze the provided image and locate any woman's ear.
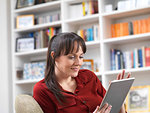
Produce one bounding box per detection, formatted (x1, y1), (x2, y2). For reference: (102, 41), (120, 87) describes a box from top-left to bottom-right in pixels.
(51, 51), (55, 59)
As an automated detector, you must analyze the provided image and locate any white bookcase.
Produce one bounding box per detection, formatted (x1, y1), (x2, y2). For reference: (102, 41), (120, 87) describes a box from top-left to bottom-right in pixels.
(11, 0), (150, 112)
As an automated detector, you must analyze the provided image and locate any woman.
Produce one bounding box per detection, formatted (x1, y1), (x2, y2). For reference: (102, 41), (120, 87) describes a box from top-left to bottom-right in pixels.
(33, 32), (130, 113)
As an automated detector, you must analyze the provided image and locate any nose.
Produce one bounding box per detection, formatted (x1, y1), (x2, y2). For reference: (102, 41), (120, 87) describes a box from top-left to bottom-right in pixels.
(74, 58), (82, 66)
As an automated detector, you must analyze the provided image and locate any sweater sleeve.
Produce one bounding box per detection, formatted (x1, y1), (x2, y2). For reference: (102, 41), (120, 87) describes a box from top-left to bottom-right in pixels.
(33, 83), (56, 113)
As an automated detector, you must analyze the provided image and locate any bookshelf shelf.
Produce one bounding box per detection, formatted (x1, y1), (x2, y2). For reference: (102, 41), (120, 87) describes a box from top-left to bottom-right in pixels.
(14, 21), (62, 33)
(101, 6), (150, 19)
(86, 41), (100, 48)
(104, 66), (150, 75)
(103, 33), (150, 44)
(64, 0), (84, 4)
(65, 14), (99, 24)
(15, 78), (43, 84)
(14, 1), (61, 14)
(14, 48), (48, 57)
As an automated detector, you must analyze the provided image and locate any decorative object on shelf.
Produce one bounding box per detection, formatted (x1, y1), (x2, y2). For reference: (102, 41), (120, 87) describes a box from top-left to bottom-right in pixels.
(16, 37), (35, 52)
(16, 15), (34, 29)
(105, 4), (113, 13)
(16, 68), (23, 80)
(16, 0), (35, 9)
(136, 0), (150, 8)
(117, 0), (132, 11)
(115, 0), (150, 12)
(81, 59), (94, 71)
(126, 85), (150, 113)
(23, 61), (46, 80)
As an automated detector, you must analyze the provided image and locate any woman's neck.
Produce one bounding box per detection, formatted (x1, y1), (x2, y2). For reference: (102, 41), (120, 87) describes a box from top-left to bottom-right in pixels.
(57, 75), (77, 93)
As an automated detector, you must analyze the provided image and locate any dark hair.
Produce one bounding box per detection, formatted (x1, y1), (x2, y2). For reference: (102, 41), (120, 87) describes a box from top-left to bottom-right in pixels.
(44, 32), (86, 103)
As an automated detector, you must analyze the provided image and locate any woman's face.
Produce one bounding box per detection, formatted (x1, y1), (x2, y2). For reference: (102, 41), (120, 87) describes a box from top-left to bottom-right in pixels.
(55, 42), (84, 78)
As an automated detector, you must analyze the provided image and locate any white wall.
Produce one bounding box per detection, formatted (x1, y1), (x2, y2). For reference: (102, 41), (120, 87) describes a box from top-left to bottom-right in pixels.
(0, 0), (12, 113)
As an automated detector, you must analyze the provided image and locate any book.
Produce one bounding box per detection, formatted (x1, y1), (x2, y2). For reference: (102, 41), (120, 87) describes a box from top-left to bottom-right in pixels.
(128, 22), (133, 35)
(82, 2), (86, 16)
(110, 49), (116, 70)
(115, 50), (123, 70)
(125, 51), (132, 69)
(92, 0), (98, 14)
(145, 47), (150, 67)
(147, 17), (150, 32)
(138, 48), (143, 67)
(142, 46), (146, 67)
(93, 24), (99, 41)
(69, 3), (83, 19)
(111, 24), (115, 38)
(133, 48), (139, 68)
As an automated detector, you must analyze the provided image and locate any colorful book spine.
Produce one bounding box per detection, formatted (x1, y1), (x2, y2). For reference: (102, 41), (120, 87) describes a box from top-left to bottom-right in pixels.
(82, 2), (86, 16)
(77, 25), (98, 42)
(142, 46), (146, 67)
(145, 47), (150, 67)
(110, 46), (150, 70)
(133, 48), (138, 68)
(110, 49), (116, 70)
(138, 48), (143, 67)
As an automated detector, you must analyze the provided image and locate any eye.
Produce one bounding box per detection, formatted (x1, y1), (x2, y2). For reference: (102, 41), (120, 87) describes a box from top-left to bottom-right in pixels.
(79, 56), (84, 59)
(68, 56), (75, 59)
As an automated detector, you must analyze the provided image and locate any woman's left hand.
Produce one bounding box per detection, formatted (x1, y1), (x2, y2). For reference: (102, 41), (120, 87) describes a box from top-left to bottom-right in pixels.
(117, 70), (131, 113)
(117, 70), (130, 80)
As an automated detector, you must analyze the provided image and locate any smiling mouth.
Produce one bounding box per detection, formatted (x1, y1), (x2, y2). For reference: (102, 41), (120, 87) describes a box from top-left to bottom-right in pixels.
(71, 68), (79, 71)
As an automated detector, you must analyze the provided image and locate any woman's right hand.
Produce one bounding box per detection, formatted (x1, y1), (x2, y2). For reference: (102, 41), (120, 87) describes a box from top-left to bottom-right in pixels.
(93, 103), (112, 113)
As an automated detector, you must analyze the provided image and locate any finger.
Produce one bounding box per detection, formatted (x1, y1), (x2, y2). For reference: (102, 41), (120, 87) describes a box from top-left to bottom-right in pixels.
(105, 105), (112, 113)
(109, 81), (111, 85)
(121, 70), (125, 79)
(127, 72), (131, 78)
(100, 103), (109, 113)
(93, 106), (100, 113)
(117, 73), (121, 80)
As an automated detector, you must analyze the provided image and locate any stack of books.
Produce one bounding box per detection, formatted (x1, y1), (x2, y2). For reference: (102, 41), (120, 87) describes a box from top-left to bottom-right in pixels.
(69, 0), (98, 18)
(110, 46), (150, 70)
(111, 17), (150, 38)
(77, 24), (99, 42)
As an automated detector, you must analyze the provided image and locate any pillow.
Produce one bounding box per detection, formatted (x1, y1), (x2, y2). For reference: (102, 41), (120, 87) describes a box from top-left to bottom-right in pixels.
(15, 94), (44, 113)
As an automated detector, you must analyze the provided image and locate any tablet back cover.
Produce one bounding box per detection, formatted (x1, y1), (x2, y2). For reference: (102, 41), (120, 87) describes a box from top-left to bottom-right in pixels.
(100, 78), (135, 113)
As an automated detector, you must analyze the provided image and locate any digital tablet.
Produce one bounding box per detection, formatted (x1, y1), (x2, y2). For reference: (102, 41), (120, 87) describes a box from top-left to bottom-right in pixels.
(99, 77), (135, 113)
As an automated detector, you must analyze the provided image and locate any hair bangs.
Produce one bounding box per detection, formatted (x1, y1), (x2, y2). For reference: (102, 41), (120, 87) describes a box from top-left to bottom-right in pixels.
(62, 38), (86, 55)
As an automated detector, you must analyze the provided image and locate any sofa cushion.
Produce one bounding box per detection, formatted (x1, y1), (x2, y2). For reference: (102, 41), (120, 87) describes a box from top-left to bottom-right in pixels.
(15, 94), (44, 113)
